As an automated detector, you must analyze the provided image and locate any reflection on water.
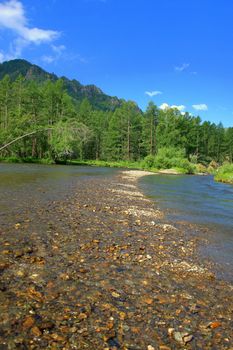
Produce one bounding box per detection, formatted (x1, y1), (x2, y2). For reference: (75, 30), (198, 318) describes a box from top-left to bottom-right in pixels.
(0, 163), (116, 192)
(140, 174), (233, 281)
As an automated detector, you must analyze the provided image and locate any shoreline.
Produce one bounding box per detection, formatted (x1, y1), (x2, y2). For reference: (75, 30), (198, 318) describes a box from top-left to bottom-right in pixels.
(1, 158), (233, 184)
(0, 169), (232, 349)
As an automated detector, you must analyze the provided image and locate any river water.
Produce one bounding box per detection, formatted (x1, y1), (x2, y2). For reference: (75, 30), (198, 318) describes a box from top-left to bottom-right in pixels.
(0, 163), (117, 234)
(140, 174), (233, 281)
(0, 164), (232, 281)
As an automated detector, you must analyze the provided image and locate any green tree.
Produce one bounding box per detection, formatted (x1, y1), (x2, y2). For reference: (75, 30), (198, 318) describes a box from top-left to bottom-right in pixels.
(49, 119), (93, 161)
(103, 101), (142, 161)
(142, 101), (159, 155)
(0, 75), (11, 131)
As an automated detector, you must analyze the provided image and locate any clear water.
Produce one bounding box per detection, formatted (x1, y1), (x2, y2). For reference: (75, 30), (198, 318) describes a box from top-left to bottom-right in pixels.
(1, 165), (232, 281)
(0, 163), (118, 231)
(140, 174), (233, 281)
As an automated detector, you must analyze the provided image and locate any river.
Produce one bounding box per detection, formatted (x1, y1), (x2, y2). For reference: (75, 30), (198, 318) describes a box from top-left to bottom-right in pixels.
(140, 174), (233, 281)
(0, 163), (117, 235)
(0, 164), (232, 281)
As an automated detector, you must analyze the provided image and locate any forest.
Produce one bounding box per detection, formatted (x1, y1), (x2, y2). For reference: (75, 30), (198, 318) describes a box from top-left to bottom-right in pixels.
(0, 73), (233, 176)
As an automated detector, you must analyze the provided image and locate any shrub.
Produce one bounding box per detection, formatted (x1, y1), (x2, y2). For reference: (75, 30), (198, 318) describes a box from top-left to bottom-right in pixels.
(215, 163), (233, 184)
(195, 163), (207, 173)
(2, 156), (21, 163)
(146, 147), (195, 174)
(189, 154), (198, 164)
(209, 160), (219, 169)
(142, 154), (155, 168)
(175, 158), (195, 174)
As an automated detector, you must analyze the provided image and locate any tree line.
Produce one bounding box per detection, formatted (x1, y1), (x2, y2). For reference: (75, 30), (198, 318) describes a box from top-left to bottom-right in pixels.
(0, 74), (232, 165)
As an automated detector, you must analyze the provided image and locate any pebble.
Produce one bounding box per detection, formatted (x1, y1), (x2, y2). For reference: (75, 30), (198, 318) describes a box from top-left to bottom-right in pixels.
(173, 331), (194, 345)
(0, 171), (232, 349)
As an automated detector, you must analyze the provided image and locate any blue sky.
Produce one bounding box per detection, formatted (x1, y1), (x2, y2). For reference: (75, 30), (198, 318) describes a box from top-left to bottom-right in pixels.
(0, 0), (232, 127)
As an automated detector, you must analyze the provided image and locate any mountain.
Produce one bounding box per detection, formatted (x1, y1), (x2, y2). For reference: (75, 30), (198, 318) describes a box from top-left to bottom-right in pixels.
(0, 59), (123, 111)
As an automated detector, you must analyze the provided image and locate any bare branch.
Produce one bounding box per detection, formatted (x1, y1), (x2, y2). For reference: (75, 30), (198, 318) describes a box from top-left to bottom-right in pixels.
(0, 128), (53, 152)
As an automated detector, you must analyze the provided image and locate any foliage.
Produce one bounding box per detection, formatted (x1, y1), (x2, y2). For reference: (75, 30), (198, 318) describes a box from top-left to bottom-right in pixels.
(214, 163), (233, 184)
(207, 160), (219, 174)
(189, 154), (198, 164)
(0, 60), (232, 172)
(195, 163), (207, 173)
(142, 147), (195, 174)
(141, 101), (159, 155)
(49, 120), (92, 161)
(0, 156), (54, 164)
(142, 154), (155, 169)
(69, 159), (144, 169)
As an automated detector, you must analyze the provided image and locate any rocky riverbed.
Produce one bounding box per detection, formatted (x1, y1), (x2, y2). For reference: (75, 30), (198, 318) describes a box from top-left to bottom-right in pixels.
(0, 170), (232, 349)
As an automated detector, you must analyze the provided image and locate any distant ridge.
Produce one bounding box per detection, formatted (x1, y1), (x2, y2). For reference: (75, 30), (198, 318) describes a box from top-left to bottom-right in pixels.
(0, 59), (123, 111)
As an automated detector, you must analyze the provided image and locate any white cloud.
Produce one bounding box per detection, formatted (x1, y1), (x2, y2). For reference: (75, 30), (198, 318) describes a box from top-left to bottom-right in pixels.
(51, 44), (66, 54)
(0, 49), (16, 62)
(159, 103), (186, 112)
(175, 63), (190, 72)
(159, 103), (170, 110)
(171, 104), (186, 112)
(145, 90), (162, 97)
(0, 0), (60, 59)
(41, 46), (87, 65)
(192, 104), (208, 111)
(41, 55), (55, 64)
(21, 27), (58, 43)
(41, 44), (66, 64)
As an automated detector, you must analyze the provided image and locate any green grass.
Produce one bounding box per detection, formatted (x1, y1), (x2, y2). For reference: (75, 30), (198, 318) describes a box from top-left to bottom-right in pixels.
(68, 159), (193, 175)
(0, 156), (194, 175)
(68, 159), (146, 170)
(214, 163), (233, 184)
(173, 167), (191, 174)
(0, 156), (54, 164)
(0, 156), (198, 176)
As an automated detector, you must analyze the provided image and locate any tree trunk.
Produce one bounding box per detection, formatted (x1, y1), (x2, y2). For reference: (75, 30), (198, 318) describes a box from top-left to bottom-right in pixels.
(32, 137), (37, 157)
(127, 117), (130, 160)
(150, 117), (153, 154)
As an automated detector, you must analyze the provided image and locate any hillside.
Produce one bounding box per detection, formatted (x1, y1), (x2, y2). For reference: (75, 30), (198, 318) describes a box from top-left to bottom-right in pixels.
(0, 59), (123, 111)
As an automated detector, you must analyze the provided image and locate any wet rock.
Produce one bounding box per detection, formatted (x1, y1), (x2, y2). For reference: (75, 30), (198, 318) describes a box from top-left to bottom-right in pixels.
(22, 316), (35, 330)
(207, 321), (222, 329)
(50, 333), (66, 342)
(0, 282), (6, 291)
(39, 321), (55, 330)
(167, 328), (175, 336)
(31, 326), (42, 337)
(111, 292), (120, 298)
(189, 303), (200, 314)
(14, 250), (24, 258)
(0, 170), (232, 349)
(147, 345), (155, 350)
(0, 261), (10, 271)
(15, 269), (27, 277)
(173, 331), (194, 345)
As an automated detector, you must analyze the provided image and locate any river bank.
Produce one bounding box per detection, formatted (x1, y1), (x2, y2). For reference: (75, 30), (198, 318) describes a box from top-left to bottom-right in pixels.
(0, 169), (232, 349)
(1, 156), (233, 184)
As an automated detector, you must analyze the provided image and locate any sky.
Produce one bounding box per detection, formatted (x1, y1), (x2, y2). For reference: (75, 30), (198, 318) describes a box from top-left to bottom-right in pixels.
(0, 0), (233, 127)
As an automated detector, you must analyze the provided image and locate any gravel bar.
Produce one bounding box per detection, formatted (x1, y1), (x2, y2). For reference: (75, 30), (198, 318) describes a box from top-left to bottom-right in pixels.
(0, 170), (232, 349)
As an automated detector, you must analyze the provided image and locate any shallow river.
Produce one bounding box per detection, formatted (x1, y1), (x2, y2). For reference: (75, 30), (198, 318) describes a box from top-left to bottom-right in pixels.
(0, 164), (232, 281)
(140, 174), (233, 281)
(0, 163), (117, 233)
